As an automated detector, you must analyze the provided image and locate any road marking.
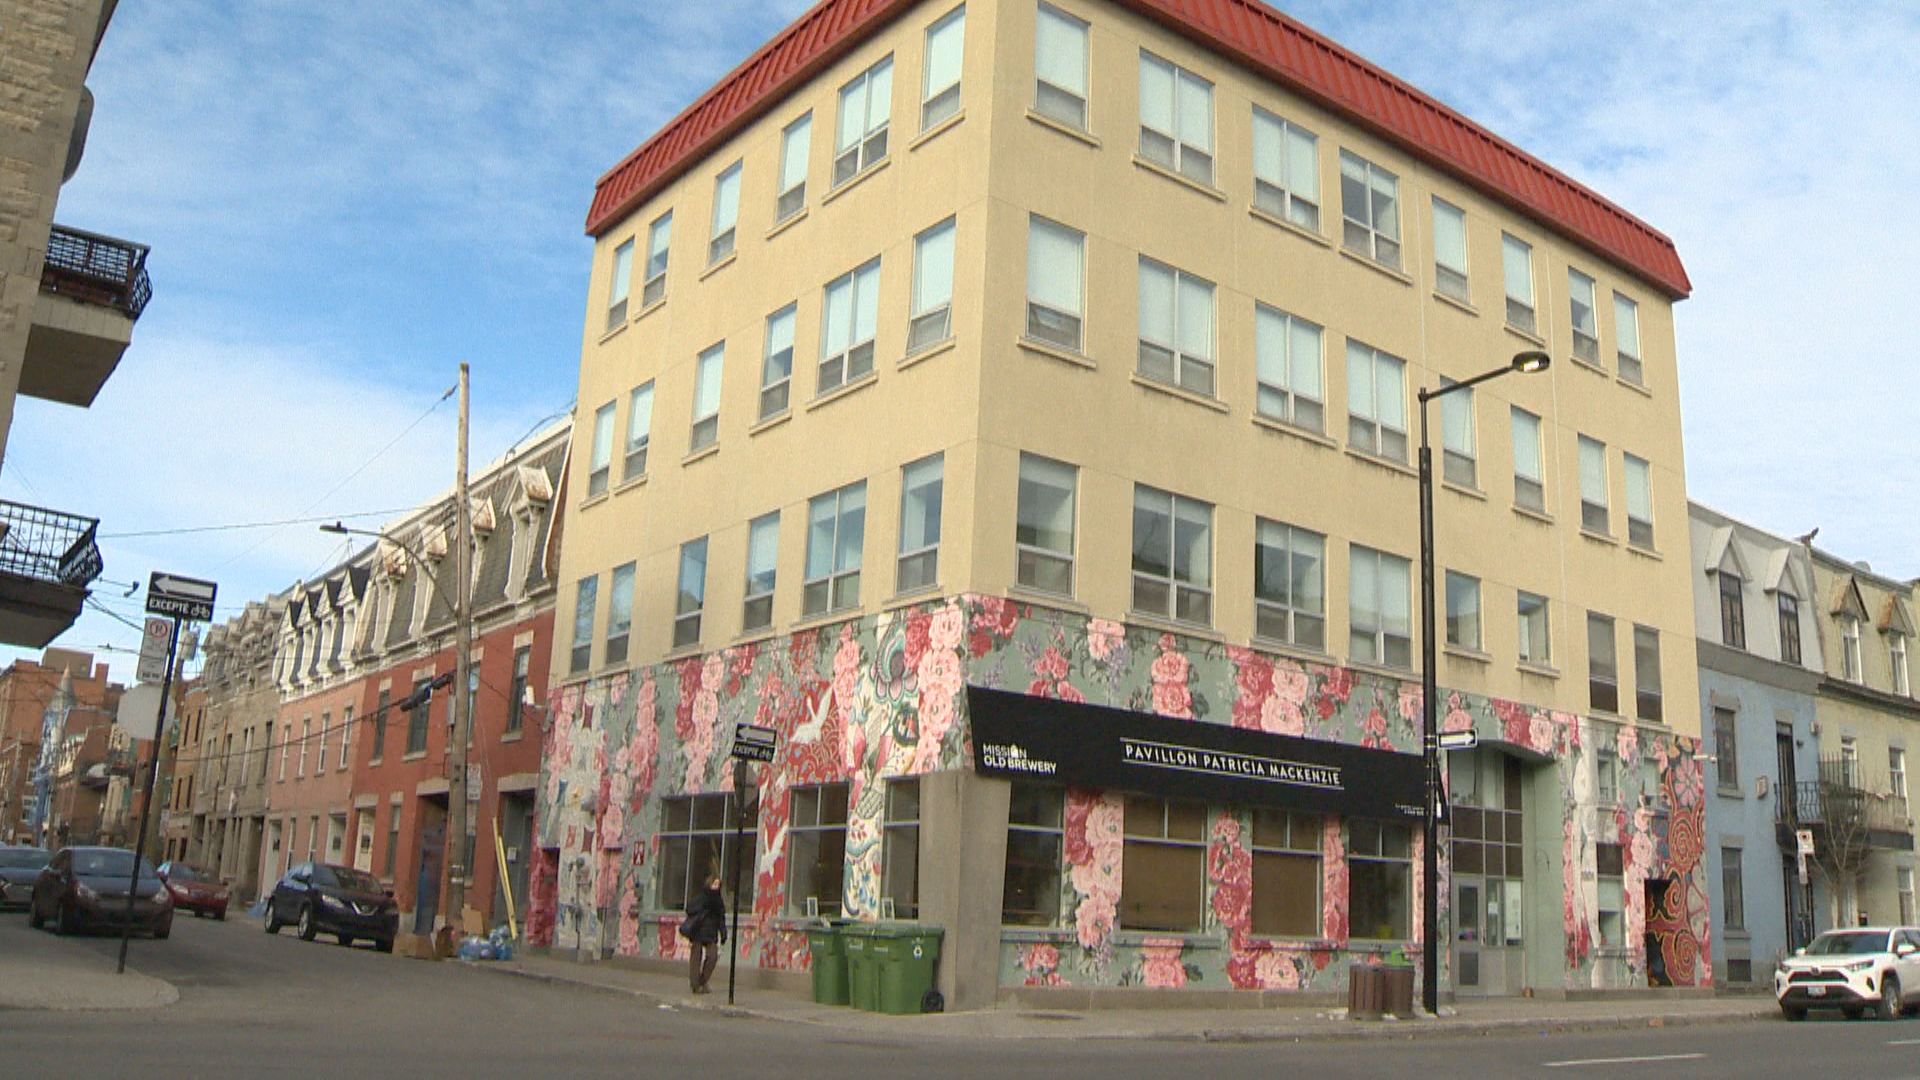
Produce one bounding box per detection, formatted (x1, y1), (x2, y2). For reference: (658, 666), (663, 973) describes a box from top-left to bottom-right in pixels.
(1543, 1053), (1707, 1069)
(1888, 1038), (1920, 1046)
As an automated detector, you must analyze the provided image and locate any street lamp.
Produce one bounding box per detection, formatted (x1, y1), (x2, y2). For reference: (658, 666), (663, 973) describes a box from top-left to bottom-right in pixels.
(1415, 348), (1549, 1016)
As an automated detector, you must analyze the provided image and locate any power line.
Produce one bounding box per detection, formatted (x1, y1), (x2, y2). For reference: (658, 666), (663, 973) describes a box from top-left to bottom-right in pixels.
(99, 507), (415, 541)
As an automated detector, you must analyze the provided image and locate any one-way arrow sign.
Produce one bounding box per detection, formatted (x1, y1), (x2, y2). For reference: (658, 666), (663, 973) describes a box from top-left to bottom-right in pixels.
(1437, 730), (1479, 752)
(147, 571), (218, 622)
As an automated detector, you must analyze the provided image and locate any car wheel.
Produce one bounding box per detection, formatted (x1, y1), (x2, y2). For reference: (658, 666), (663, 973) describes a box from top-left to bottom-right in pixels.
(1878, 975), (1902, 1021)
(296, 904), (317, 941)
(376, 938), (394, 954)
(1782, 1005), (1807, 1021)
(28, 895), (45, 930)
(265, 907), (282, 934)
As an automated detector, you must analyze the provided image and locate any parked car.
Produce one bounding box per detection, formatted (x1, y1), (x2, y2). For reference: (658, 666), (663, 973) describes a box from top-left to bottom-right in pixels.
(157, 860), (229, 920)
(264, 861), (397, 952)
(27, 846), (172, 938)
(0, 845), (50, 910)
(1776, 926), (1920, 1020)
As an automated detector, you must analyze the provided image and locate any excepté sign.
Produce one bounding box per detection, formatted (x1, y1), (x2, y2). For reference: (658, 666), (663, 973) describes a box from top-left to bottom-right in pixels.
(730, 723), (777, 763)
(145, 571), (218, 623)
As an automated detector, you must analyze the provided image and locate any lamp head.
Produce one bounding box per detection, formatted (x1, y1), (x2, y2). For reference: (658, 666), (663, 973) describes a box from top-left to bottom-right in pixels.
(1511, 350), (1551, 374)
(318, 522), (348, 536)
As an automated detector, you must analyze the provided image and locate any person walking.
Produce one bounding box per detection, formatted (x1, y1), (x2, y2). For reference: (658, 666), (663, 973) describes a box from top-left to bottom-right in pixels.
(683, 874), (727, 994)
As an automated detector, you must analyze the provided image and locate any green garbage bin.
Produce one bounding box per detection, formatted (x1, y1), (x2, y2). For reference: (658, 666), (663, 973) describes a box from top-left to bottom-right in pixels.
(873, 926), (944, 1015)
(805, 924), (849, 1006)
(843, 924), (880, 1011)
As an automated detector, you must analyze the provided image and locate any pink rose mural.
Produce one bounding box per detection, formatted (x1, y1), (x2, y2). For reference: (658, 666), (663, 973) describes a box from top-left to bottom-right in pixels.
(1322, 817), (1349, 945)
(1019, 942), (1065, 987)
(1139, 938), (1188, 988)
(1066, 790), (1123, 955)
(1088, 619), (1125, 663)
(1149, 634), (1194, 719)
(1208, 812), (1252, 943)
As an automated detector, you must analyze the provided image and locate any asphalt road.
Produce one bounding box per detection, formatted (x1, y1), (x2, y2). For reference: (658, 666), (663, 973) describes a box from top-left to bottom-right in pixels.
(5, 911), (1920, 1078)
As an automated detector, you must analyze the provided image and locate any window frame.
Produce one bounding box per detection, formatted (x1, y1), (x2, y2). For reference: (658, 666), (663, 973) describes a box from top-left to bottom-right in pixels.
(657, 792), (758, 915)
(1445, 571), (1482, 652)
(690, 342), (725, 452)
(1016, 452), (1077, 596)
(759, 305), (797, 421)
(1501, 232), (1535, 334)
(1130, 484), (1214, 627)
(1623, 453), (1654, 549)
(1250, 809), (1322, 938)
(819, 257), (881, 392)
(1778, 592), (1802, 665)
(920, 5), (965, 132)
(1633, 624), (1662, 722)
(507, 646), (530, 735)
(570, 577), (597, 674)
(1002, 782), (1065, 926)
(1254, 302), (1324, 432)
(1136, 256), (1216, 396)
(1613, 292), (1643, 385)
(587, 400), (615, 498)
(606, 238), (633, 329)
(1510, 406), (1546, 512)
(881, 778), (921, 919)
(742, 512), (779, 634)
(1349, 544), (1413, 669)
(896, 454), (943, 594)
(1119, 794), (1209, 933)
(785, 782), (851, 917)
(1254, 518), (1326, 651)
(1024, 215), (1085, 352)
(1032, 2), (1090, 131)
(642, 211), (671, 307)
(1439, 380), (1477, 488)
(605, 561), (636, 665)
(1517, 590), (1552, 666)
(1587, 612), (1619, 714)
(1567, 267), (1599, 365)
(674, 538), (708, 650)
(622, 382), (653, 481)
(1842, 616), (1863, 682)
(1346, 340), (1409, 463)
(1431, 196), (1469, 302)
(1339, 150), (1401, 269)
(803, 482), (867, 617)
(833, 56), (894, 188)
(908, 217), (956, 354)
(1347, 819), (1413, 941)
(1251, 107), (1319, 230)
(708, 160), (742, 265)
(1713, 707), (1739, 791)
(776, 113), (812, 223)
(1719, 572), (1747, 651)
(1137, 50), (1214, 185)
(1577, 434), (1609, 535)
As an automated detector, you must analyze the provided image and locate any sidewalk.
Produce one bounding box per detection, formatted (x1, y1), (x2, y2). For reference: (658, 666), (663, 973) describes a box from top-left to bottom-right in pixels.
(468, 951), (1776, 1043)
(0, 925), (178, 1012)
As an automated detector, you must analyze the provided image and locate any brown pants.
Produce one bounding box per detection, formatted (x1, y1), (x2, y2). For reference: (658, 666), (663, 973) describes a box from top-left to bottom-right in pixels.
(689, 939), (720, 991)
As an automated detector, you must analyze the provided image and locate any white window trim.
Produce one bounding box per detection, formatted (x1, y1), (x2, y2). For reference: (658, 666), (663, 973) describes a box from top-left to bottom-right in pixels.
(1339, 150), (1401, 269)
(833, 57), (893, 188)
(1033, 2), (1090, 131)
(1136, 256), (1216, 397)
(820, 258), (881, 392)
(1137, 50), (1214, 185)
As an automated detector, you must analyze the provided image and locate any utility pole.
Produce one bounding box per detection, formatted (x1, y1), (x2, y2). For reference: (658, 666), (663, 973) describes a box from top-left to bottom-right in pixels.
(442, 363), (474, 931)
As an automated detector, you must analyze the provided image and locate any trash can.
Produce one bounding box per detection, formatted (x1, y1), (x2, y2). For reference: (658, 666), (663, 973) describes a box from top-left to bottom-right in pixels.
(1347, 963), (1386, 1020)
(873, 926), (944, 1015)
(1381, 965), (1416, 1017)
(843, 924), (880, 1011)
(805, 924), (849, 1006)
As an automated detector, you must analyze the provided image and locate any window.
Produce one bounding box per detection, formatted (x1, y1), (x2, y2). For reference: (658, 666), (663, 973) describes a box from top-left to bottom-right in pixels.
(1002, 782), (1063, 925)
(921, 6), (964, 131)
(820, 258), (880, 392)
(620, 382), (653, 482)
(759, 306), (796, 420)
(897, 454), (943, 593)
(606, 562), (635, 665)
(1349, 820), (1412, 940)
(1841, 736), (1860, 787)
(1431, 197), (1469, 302)
(1510, 407), (1545, 512)
(587, 400), (615, 498)
(507, 646), (529, 734)
(833, 57), (892, 186)
(570, 577), (597, 674)
(1713, 707), (1738, 790)
(742, 513), (779, 633)
(659, 793), (757, 914)
(1624, 454), (1654, 549)
(1251, 809), (1321, 938)
(1033, 3), (1089, 130)
(406, 676), (430, 755)
(1446, 572), (1481, 651)
(803, 482), (866, 616)
(1136, 257), (1215, 395)
(1339, 150), (1400, 268)
(1254, 519), (1325, 649)
(1349, 545), (1413, 668)
(690, 342), (724, 451)
(1893, 634), (1911, 696)
(1596, 842), (1624, 946)
(339, 708), (351, 768)
(1778, 592), (1802, 665)
(1346, 341), (1408, 462)
(1016, 453), (1076, 595)
(372, 689), (388, 760)
(708, 161), (741, 264)
(1025, 215), (1084, 351)
(1568, 268), (1599, 364)
(1254, 304), (1323, 431)
(1888, 747), (1907, 810)
(606, 239), (633, 329)
(1440, 382), (1476, 487)
(1501, 233), (1534, 333)
(1518, 591), (1551, 665)
(909, 218), (955, 353)
(674, 538), (707, 649)
(1842, 616), (1863, 682)
(642, 211), (671, 307)
(881, 779), (920, 919)
(1588, 612), (1618, 714)
(1252, 109), (1318, 229)
(786, 783), (850, 916)
(297, 718), (309, 777)
(1719, 572), (1746, 650)
(1137, 52), (1213, 184)
(1717, 848), (1744, 932)
(1633, 625), (1662, 722)
(315, 714), (327, 775)
(1131, 485), (1212, 625)
(1614, 293), (1643, 386)
(1578, 435), (1609, 534)
(1120, 795), (1206, 931)
(776, 113), (811, 222)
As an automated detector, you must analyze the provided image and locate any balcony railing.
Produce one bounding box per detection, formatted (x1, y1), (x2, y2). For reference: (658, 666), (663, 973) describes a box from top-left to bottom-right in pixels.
(1777, 760), (1914, 841)
(39, 224), (152, 319)
(0, 500), (103, 588)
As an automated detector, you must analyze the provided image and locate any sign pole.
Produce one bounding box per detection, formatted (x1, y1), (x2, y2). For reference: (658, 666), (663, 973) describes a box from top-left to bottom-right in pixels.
(727, 759), (748, 1005)
(118, 616), (179, 975)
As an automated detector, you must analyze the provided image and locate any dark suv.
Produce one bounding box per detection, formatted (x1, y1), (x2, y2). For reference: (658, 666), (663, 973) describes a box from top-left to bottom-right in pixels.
(265, 862), (398, 952)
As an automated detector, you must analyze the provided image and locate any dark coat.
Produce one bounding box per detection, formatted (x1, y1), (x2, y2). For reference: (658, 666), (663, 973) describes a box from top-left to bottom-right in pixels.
(683, 887), (727, 945)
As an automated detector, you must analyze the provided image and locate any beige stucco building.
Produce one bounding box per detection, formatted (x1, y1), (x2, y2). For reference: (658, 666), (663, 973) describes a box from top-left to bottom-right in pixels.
(537, 0), (1711, 1005)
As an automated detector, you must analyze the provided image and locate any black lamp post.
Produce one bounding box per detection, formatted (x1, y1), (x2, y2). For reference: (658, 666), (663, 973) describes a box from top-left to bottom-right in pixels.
(1416, 348), (1549, 1016)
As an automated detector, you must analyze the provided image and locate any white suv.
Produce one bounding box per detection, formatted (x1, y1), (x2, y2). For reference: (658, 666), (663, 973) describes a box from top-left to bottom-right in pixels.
(1775, 926), (1920, 1021)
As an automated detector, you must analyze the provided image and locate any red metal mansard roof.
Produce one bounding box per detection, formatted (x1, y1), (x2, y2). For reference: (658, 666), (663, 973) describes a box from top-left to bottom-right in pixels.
(586, 0), (1692, 299)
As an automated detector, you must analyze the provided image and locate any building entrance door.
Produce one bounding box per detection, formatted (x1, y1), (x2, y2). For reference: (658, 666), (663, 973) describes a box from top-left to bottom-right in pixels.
(413, 799), (446, 935)
(1448, 749), (1528, 996)
(494, 792), (534, 929)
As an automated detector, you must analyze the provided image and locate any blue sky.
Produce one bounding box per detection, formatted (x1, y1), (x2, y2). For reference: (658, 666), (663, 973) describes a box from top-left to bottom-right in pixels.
(8, 0), (1917, 679)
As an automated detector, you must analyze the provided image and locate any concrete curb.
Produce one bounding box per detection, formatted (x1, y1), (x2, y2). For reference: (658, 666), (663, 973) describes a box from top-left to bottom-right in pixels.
(0, 964), (180, 1012)
(464, 960), (1776, 1043)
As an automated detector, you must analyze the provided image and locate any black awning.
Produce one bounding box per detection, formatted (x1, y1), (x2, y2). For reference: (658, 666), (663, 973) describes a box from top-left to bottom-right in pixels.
(967, 686), (1424, 823)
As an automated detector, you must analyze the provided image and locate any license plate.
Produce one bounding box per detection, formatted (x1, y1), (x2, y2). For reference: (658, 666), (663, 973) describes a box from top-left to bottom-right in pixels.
(1808, 986), (1827, 997)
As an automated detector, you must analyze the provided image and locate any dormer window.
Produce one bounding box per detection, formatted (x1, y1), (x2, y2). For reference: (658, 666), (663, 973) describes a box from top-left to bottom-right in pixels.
(1893, 633), (1910, 696)
(1842, 615), (1863, 682)
(1719, 572), (1746, 650)
(1778, 592), (1802, 665)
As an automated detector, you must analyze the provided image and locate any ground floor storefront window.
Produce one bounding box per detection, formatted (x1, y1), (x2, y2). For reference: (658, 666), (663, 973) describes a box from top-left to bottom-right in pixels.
(786, 782), (848, 917)
(881, 779), (920, 919)
(1348, 820), (1412, 941)
(1002, 782), (1063, 926)
(658, 791), (757, 912)
(1251, 809), (1321, 938)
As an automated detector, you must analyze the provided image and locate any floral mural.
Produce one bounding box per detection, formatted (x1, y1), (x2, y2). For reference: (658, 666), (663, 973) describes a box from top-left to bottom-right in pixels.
(534, 594), (1711, 996)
